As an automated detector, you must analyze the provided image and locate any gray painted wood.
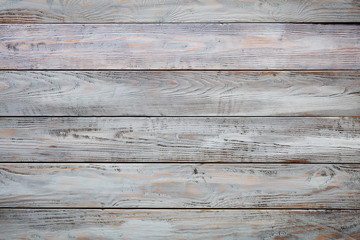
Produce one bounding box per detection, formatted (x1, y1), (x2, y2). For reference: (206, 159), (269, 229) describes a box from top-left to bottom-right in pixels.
(1, 24), (359, 70)
(1, 163), (359, 208)
(1, 209), (359, 239)
(0, 117), (359, 163)
(0, 1), (358, 237)
(1, 0), (360, 23)
(1, 71), (359, 116)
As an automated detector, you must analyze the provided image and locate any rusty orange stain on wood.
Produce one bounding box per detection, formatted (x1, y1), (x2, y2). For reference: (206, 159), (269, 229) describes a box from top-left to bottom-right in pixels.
(76, 235), (91, 240)
(315, 233), (343, 240)
(127, 43), (152, 48)
(0, 129), (15, 137)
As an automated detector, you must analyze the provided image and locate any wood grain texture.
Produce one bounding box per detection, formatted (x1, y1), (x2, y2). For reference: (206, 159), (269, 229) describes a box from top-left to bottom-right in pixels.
(1, 24), (359, 70)
(0, 117), (359, 163)
(1, 0), (360, 23)
(0, 209), (359, 240)
(1, 163), (359, 208)
(1, 71), (359, 116)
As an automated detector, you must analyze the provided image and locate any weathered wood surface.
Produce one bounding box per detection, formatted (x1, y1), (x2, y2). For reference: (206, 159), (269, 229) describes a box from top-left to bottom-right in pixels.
(1, 164), (359, 208)
(0, 209), (359, 240)
(0, 117), (359, 163)
(1, 0), (360, 23)
(1, 24), (359, 70)
(1, 71), (359, 116)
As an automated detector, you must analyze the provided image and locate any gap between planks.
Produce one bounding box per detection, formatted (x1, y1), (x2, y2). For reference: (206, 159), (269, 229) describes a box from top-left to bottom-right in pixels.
(3, 22), (360, 25)
(0, 162), (359, 164)
(1, 69), (360, 71)
(1, 116), (360, 118)
(1, 207), (359, 210)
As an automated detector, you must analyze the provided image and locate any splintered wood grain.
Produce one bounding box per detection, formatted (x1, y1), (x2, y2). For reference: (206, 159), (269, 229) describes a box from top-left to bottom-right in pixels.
(1, 24), (359, 70)
(0, 210), (359, 240)
(1, 0), (360, 23)
(1, 71), (359, 116)
(0, 117), (359, 163)
(0, 164), (359, 208)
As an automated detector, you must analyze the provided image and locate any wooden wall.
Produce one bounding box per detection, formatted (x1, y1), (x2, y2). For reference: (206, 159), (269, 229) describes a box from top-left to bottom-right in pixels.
(0, 1), (359, 239)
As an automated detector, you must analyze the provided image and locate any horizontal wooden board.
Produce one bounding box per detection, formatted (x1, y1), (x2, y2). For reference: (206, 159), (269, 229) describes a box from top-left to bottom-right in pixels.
(0, 163), (359, 208)
(0, 209), (359, 239)
(1, 24), (359, 70)
(1, 71), (359, 116)
(0, 117), (359, 163)
(1, 0), (360, 23)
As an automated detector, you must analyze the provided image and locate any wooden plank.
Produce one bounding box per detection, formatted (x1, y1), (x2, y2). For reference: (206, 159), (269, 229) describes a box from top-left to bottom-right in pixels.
(1, 71), (359, 116)
(0, 117), (359, 163)
(0, 209), (359, 239)
(1, 24), (359, 70)
(0, 163), (359, 208)
(1, 0), (360, 23)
